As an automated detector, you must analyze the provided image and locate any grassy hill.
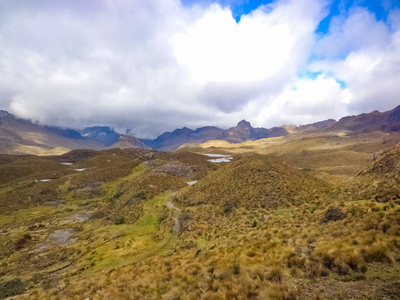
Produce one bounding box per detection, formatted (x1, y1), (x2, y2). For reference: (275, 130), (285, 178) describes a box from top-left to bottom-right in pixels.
(1, 140), (400, 299)
(176, 155), (330, 210)
(180, 131), (400, 184)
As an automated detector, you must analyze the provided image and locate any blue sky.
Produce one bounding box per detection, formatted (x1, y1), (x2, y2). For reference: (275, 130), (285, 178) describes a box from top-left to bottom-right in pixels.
(0, 0), (399, 137)
(182, 0), (400, 28)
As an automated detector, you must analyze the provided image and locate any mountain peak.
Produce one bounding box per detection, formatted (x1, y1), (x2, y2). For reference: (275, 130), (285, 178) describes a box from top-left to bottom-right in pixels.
(388, 105), (400, 122)
(0, 110), (14, 118)
(237, 119), (251, 127)
(111, 134), (151, 150)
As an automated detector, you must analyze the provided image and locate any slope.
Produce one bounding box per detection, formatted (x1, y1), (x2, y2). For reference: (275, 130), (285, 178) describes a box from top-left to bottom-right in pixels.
(0, 111), (105, 155)
(111, 134), (152, 150)
(176, 155), (330, 210)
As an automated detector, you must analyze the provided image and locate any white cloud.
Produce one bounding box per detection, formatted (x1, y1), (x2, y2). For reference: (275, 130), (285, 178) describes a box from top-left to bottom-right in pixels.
(0, 0), (398, 138)
(0, 0), (330, 137)
(311, 8), (400, 114)
(315, 7), (391, 58)
(254, 75), (350, 126)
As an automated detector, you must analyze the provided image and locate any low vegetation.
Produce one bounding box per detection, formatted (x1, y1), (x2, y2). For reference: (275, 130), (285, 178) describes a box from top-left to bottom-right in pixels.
(1, 141), (400, 299)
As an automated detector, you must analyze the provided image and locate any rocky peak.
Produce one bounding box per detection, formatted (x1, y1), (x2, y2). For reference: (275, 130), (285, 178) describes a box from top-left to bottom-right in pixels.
(388, 105), (400, 122)
(237, 120), (251, 128)
(111, 134), (151, 150)
(0, 110), (14, 118)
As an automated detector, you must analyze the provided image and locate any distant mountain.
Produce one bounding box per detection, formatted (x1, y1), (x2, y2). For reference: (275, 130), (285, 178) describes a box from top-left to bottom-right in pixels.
(44, 126), (84, 139)
(295, 119), (337, 132)
(0, 111), (146, 155)
(79, 126), (120, 146)
(2, 105), (400, 155)
(225, 120), (288, 143)
(141, 121), (289, 151)
(141, 126), (226, 151)
(111, 134), (151, 150)
(0, 110), (105, 155)
(330, 105), (400, 133)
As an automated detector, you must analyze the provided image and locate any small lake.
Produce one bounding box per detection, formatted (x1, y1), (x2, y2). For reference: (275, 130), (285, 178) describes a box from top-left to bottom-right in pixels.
(202, 154), (233, 163)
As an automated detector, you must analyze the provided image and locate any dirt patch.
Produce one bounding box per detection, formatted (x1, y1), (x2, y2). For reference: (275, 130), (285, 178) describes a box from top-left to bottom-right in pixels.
(48, 229), (77, 247)
(154, 163), (191, 177)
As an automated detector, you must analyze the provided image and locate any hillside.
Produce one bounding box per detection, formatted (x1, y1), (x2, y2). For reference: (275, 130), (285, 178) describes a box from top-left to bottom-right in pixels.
(176, 155), (330, 210)
(0, 143), (398, 299)
(1, 108), (400, 299)
(344, 141), (400, 202)
(111, 134), (151, 150)
(330, 105), (400, 133)
(179, 130), (400, 183)
(2, 105), (400, 155)
(0, 111), (150, 155)
(0, 111), (106, 155)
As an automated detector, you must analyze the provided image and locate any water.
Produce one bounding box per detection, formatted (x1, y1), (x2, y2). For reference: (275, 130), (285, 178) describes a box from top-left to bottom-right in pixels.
(202, 154), (233, 163)
(186, 180), (198, 185)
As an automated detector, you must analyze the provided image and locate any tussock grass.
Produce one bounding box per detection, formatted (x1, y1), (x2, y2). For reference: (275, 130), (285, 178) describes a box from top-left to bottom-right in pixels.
(3, 143), (400, 299)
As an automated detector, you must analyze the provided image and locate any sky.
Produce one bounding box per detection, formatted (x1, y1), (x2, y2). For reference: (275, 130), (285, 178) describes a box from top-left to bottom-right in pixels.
(0, 0), (399, 138)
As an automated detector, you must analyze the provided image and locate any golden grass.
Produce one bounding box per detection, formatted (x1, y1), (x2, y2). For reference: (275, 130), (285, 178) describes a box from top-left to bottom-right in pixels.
(2, 140), (400, 299)
(13, 145), (71, 156)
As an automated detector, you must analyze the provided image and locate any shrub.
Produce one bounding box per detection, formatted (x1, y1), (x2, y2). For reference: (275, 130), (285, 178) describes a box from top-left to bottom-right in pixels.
(333, 257), (351, 275)
(305, 260), (329, 278)
(111, 215), (125, 225)
(15, 233), (32, 250)
(0, 278), (25, 299)
(344, 251), (367, 273)
(223, 200), (238, 215)
(31, 273), (43, 284)
(264, 283), (302, 300)
(90, 211), (105, 220)
(233, 263), (240, 275)
(266, 265), (285, 283)
(363, 242), (393, 263)
(159, 210), (169, 224)
(322, 207), (347, 223)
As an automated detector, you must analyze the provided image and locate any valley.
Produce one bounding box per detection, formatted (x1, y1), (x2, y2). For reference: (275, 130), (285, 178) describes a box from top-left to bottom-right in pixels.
(2, 0), (400, 298)
(0, 122), (400, 299)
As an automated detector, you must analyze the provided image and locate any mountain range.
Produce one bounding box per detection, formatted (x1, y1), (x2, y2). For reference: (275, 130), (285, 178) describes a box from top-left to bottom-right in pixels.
(2, 106), (400, 299)
(1, 105), (400, 155)
(140, 120), (289, 151)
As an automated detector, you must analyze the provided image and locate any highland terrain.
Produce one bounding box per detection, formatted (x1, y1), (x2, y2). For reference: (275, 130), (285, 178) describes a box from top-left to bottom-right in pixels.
(0, 107), (400, 299)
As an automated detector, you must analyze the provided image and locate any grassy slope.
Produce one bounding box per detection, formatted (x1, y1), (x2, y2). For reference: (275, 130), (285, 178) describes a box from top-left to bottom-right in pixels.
(1, 139), (400, 299)
(0, 149), (214, 299)
(180, 131), (400, 184)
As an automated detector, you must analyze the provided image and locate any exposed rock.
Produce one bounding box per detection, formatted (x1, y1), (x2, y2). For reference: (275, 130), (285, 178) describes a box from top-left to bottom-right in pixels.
(111, 134), (151, 150)
(79, 126), (120, 146)
(48, 229), (77, 246)
(322, 207), (347, 223)
(154, 162), (191, 177)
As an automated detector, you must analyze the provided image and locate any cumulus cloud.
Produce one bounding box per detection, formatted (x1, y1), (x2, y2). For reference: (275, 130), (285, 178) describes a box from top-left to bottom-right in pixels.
(0, 0), (398, 138)
(254, 75), (351, 127)
(310, 7), (400, 114)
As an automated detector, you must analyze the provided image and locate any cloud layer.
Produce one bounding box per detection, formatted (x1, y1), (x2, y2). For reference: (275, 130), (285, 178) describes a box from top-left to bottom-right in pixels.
(0, 0), (399, 137)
